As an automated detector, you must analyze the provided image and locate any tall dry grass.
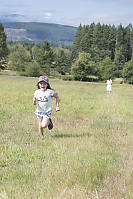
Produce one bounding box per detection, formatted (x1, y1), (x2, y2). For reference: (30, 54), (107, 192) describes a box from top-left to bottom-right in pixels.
(0, 76), (133, 199)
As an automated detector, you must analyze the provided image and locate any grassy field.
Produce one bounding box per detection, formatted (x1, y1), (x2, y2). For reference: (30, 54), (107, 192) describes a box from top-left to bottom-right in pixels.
(0, 75), (133, 199)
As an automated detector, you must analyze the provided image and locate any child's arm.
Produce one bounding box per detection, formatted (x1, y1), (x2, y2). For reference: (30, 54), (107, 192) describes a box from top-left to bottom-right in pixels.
(53, 92), (60, 112)
(33, 97), (38, 105)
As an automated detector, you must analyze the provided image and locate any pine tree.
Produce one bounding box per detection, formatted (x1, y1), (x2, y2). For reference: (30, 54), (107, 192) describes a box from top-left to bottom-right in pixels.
(123, 25), (132, 62)
(114, 24), (125, 75)
(130, 26), (133, 59)
(71, 24), (84, 60)
(56, 50), (71, 75)
(34, 40), (55, 75)
(0, 24), (8, 69)
(108, 25), (116, 60)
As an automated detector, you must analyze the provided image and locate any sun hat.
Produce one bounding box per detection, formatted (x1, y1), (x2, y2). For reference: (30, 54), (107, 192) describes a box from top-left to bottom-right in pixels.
(38, 76), (49, 84)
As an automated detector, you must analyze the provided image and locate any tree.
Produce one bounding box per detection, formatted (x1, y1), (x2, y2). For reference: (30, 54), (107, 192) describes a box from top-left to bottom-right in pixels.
(114, 25), (126, 76)
(26, 61), (41, 77)
(55, 50), (71, 75)
(122, 59), (133, 84)
(108, 25), (116, 60)
(71, 52), (96, 81)
(80, 25), (94, 54)
(129, 24), (133, 59)
(72, 22), (133, 79)
(8, 44), (31, 71)
(71, 24), (84, 60)
(0, 24), (8, 69)
(97, 57), (117, 80)
(34, 40), (55, 75)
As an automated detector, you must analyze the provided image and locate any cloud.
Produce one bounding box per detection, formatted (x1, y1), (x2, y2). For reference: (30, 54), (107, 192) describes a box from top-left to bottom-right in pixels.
(0, 13), (28, 22)
(88, 0), (133, 3)
(44, 12), (53, 19)
(58, 12), (133, 27)
(85, 13), (133, 26)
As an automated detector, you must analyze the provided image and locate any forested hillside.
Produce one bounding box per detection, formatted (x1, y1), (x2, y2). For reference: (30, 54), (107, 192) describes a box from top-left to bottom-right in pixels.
(3, 22), (77, 46)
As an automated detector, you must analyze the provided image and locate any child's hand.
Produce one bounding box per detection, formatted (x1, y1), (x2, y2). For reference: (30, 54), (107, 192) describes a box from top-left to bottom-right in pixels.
(56, 106), (60, 112)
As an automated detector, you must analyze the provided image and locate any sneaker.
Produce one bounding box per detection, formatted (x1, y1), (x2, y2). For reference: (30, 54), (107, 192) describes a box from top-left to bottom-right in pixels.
(48, 118), (53, 130)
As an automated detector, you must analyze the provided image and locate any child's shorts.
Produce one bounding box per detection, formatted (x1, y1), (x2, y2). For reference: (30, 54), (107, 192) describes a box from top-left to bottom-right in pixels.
(34, 111), (51, 119)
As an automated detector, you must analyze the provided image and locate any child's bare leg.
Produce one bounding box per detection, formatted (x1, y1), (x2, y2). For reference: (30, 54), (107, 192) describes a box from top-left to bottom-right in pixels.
(38, 118), (43, 137)
(41, 117), (50, 128)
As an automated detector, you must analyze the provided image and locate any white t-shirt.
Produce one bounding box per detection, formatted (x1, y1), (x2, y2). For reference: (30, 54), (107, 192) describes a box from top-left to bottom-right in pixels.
(106, 79), (112, 91)
(34, 89), (54, 113)
(107, 79), (112, 85)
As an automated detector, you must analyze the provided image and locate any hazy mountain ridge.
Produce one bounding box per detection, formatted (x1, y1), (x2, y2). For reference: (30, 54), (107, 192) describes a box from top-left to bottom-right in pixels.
(2, 22), (77, 46)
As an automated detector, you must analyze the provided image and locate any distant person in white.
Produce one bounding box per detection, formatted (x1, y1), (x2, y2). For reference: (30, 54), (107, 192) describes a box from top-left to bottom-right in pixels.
(106, 77), (112, 93)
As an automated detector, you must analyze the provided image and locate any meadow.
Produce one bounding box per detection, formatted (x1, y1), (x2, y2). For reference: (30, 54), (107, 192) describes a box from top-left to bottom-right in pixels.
(0, 75), (133, 199)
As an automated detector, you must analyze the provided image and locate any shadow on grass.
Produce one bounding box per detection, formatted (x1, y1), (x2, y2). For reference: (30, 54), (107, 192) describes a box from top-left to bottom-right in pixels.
(52, 132), (91, 138)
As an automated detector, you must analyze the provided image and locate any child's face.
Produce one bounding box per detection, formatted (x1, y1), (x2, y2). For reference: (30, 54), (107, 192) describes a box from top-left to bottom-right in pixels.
(39, 81), (48, 90)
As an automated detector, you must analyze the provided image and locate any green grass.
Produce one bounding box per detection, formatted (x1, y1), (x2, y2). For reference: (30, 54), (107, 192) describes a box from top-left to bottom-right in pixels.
(0, 76), (133, 198)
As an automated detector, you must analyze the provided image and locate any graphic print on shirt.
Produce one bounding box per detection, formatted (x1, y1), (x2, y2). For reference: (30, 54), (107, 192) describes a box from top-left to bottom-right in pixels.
(38, 95), (48, 102)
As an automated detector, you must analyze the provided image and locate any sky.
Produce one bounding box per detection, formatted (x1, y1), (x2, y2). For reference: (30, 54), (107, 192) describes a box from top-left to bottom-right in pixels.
(0, 0), (133, 27)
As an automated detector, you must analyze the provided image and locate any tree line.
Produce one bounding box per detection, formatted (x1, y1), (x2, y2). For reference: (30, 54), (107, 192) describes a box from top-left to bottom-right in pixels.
(72, 23), (133, 82)
(1, 22), (133, 83)
(0, 36), (72, 79)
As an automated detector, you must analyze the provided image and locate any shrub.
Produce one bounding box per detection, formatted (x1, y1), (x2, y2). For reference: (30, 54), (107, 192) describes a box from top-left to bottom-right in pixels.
(61, 75), (73, 81)
(16, 71), (27, 76)
(25, 62), (41, 77)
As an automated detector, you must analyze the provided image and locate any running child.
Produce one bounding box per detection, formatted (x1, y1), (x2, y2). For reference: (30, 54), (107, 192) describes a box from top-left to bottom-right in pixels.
(33, 76), (60, 138)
